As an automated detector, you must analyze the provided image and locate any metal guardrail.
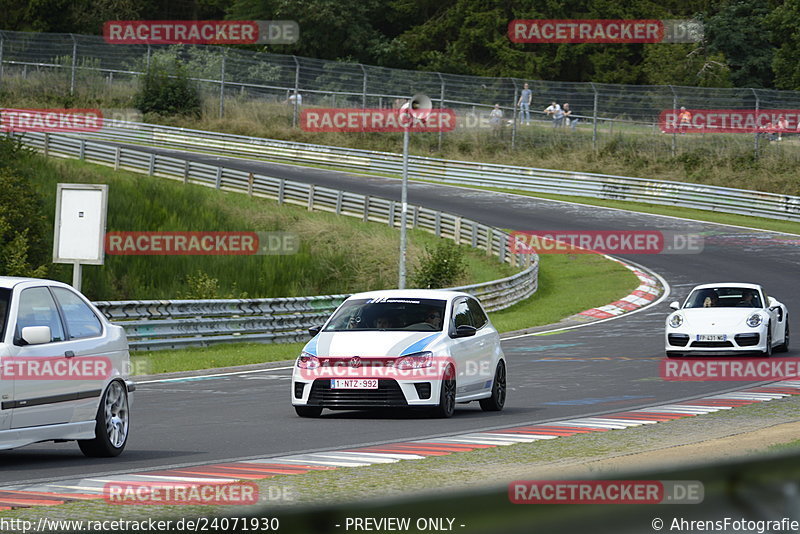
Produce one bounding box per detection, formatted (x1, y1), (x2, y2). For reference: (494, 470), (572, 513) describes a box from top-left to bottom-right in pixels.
(14, 131), (538, 351)
(74, 120), (800, 223)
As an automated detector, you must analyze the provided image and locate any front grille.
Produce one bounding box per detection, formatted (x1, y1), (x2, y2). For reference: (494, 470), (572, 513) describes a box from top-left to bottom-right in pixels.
(668, 334), (690, 347)
(734, 333), (760, 347)
(308, 379), (408, 407)
(690, 340), (734, 348)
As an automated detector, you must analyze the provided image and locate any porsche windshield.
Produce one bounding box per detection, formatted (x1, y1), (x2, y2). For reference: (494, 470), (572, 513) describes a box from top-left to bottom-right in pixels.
(324, 298), (447, 332)
(684, 287), (762, 309)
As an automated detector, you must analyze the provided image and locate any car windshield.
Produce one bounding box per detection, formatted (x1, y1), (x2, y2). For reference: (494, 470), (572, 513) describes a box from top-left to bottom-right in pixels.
(0, 288), (9, 341)
(684, 287), (762, 309)
(323, 297), (447, 332)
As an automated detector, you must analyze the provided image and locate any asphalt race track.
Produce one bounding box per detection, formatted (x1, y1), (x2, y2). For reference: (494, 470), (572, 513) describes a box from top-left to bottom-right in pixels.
(1, 143), (796, 487)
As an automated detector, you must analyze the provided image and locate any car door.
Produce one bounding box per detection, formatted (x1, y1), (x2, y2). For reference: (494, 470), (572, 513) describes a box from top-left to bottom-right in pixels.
(8, 286), (84, 429)
(449, 298), (484, 396)
(0, 287), (13, 431)
(466, 297), (497, 389)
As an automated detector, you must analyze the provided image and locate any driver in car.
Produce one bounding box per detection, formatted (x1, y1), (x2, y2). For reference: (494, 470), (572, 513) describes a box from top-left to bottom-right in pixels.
(425, 310), (442, 329)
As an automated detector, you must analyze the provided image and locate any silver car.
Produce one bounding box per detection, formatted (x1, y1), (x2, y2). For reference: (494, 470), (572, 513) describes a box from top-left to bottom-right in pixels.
(0, 277), (134, 457)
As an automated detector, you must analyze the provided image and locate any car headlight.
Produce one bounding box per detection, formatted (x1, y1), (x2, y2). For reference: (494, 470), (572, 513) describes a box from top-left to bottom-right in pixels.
(296, 351), (320, 369)
(668, 314), (683, 328)
(746, 313), (763, 327)
(393, 351), (433, 370)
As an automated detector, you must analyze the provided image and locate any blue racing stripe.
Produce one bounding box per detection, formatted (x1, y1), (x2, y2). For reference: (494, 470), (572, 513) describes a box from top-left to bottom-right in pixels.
(303, 336), (319, 356)
(399, 334), (439, 356)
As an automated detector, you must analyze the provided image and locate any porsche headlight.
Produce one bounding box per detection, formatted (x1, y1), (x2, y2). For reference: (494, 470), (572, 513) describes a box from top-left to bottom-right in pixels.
(746, 313), (763, 327)
(668, 314), (683, 328)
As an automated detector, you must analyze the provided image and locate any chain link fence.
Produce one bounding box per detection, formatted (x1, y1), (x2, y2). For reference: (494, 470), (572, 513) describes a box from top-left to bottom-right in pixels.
(3, 30), (800, 158)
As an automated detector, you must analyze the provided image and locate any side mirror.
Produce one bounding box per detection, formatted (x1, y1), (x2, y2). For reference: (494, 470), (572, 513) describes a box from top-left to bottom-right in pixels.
(308, 325), (322, 337)
(21, 326), (51, 345)
(669, 301), (681, 311)
(453, 325), (477, 338)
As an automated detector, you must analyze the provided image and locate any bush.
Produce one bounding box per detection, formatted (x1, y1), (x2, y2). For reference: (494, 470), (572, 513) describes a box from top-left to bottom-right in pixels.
(410, 241), (468, 289)
(134, 60), (201, 117)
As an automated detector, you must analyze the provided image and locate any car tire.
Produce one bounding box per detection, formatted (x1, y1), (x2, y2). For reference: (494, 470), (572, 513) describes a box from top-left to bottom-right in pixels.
(666, 351), (683, 358)
(480, 361), (506, 412)
(295, 406), (323, 418)
(762, 325), (773, 357)
(431, 365), (456, 418)
(776, 319), (790, 353)
(78, 380), (129, 458)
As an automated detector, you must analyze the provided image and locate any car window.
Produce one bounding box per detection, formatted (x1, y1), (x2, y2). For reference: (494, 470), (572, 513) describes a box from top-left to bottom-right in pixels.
(323, 297), (447, 332)
(15, 287), (65, 344)
(466, 298), (488, 329)
(452, 299), (474, 328)
(51, 287), (103, 340)
(684, 287), (762, 309)
(0, 288), (10, 341)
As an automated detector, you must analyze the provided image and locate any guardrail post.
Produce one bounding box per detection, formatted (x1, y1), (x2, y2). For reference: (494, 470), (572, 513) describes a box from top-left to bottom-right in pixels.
(511, 79), (519, 150)
(79, 139), (85, 160)
(219, 50), (227, 119)
(183, 160), (189, 183)
(292, 56), (300, 128)
(590, 82), (598, 150)
(146, 153), (154, 175)
(497, 231), (507, 263)
(69, 34), (77, 95)
(412, 205), (419, 228)
(363, 196), (370, 222)
(308, 184), (315, 210)
(437, 72), (446, 151)
(44, 133), (49, 157)
(213, 166), (221, 188)
(471, 223), (478, 247)
(454, 216), (462, 244)
(486, 227), (493, 256)
(114, 146), (121, 170)
(248, 172), (254, 195)
(278, 179), (285, 205)
(336, 191), (343, 214)
(389, 200), (395, 227)
(434, 212), (441, 237)
(752, 88), (760, 159)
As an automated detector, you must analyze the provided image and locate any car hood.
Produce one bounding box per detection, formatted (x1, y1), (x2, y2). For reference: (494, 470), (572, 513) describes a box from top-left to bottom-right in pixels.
(304, 331), (443, 358)
(677, 308), (762, 329)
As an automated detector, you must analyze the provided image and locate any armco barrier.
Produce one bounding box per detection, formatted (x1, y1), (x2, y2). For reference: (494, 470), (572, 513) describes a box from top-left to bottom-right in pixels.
(14, 131), (537, 351)
(72, 120), (800, 223)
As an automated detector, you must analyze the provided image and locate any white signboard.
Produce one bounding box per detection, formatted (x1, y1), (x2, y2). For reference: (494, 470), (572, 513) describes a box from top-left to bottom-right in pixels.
(53, 184), (108, 265)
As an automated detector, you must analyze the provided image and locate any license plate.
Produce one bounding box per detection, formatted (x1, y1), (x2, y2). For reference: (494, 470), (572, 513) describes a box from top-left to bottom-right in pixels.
(331, 379), (378, 389)
(697, 334), (727, 342)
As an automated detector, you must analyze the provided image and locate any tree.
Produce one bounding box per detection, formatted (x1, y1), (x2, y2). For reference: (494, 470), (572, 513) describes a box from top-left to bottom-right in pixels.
(768, 0), (800, 90)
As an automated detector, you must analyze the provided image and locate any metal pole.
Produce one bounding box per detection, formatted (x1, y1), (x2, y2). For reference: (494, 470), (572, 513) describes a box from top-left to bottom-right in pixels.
(511, 79), (519, 150)
(590, 82), (598, 150)
(0, 33), (4, 88)
(752, 88), (760, 158)
(399, 126), (410, 289)
(146, 44), (151, 73)
(360, 64), (367, 108)
(669, 85), (677, 157)
(437, 73), (445, 151)
(70, 34), (77, 95)
(219, 51), (226, 119)
(72, 262), (82, 292)
(292, 56), (300, 128)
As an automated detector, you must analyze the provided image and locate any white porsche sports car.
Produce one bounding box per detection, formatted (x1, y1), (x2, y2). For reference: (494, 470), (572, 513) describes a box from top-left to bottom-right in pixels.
(291, 290), (506, 418)
(665, 283), (789, 357)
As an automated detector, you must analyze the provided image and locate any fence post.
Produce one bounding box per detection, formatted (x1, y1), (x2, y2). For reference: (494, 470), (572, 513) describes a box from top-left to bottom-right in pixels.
(69, 34), (78, 95)
(146, 44), (151, 73)
(752, 88), (760, 159)
(219, 50), (226, 119)
(669, 85), (677, 157)
(359, 64), (367, 108)
(590, 82), (598, 150)
(0, 32), (4, 88)
(292, 56), (300, 128)
(511, 79), (519, 150)
(437, 73), (445, 151)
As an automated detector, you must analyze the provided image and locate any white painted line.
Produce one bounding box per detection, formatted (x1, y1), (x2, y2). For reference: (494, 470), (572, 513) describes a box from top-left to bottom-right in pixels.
(137, 366), (294, 384)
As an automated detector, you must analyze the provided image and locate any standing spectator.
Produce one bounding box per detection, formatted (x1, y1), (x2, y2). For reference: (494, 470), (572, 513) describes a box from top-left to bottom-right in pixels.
(563, 103), (578, 131)
(776, 114), (788, 141)
(678, 106), (691, 134)
(544, 101), (563, 128)
(518, 83), (532, 125)
(489, 103), (503, 136)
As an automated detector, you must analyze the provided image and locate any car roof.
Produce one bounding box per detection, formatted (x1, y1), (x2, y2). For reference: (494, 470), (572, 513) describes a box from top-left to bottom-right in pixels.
(345, 289), (474, 301)
(0, 276), (69, 290)
(690, 282), (763, 291)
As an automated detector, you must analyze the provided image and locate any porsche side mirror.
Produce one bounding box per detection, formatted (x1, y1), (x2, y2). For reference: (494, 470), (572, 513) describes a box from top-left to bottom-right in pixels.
(669, 301), (680, 311)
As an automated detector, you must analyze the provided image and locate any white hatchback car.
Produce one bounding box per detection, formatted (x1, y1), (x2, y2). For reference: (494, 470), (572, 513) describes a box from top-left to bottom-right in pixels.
(291, 290), (506, 418)
(0, 277), (134, 456)
(665, 282), (789, 357)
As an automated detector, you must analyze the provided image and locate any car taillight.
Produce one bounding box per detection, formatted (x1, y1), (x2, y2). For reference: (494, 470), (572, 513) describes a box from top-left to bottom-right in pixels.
(394, 352), (433, 369)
